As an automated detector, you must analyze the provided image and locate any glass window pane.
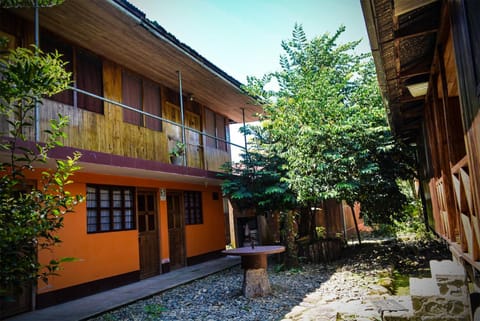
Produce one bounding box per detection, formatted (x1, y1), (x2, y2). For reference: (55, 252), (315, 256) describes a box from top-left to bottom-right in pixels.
(125, 210), (133, 229)
(87, 209), (97, 232)
(100, 189), (109, 207)
(113, 209), (122, 230)
(86, 185), (135, 233)
(113, 190), (122, 208)
(100, 209), (110, 231)
(125, 190), (132, 207)
(86, 186), (96, 208)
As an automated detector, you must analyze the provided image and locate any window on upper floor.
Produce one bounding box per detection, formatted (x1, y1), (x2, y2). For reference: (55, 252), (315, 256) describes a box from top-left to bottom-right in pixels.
(86, 185), (135, 233)
(122, 70), (162, 131)
(184, 191), (203, 225)
(204, 108), (228, 151)
(41, 32), (104, 114)
(76, 49), (103, 113)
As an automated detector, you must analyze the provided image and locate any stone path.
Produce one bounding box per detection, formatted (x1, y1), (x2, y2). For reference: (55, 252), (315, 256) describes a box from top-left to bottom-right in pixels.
(60, 239), (451, 321)
(282, 239), (452, 321)
(282, 269), (388, 321)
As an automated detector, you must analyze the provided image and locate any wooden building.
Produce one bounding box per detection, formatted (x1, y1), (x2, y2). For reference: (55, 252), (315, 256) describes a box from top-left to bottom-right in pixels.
(362, 0), (480, 307)
(0, 0), (260, 316)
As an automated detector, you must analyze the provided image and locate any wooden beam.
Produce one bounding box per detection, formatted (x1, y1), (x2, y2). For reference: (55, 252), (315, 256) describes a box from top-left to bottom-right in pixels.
(432, 73), (459, 242)
(386, 59), (431, 81)
(394, 0), (437, 16)
(393, 11), (401, 80)
(400, 71), (430, 80)
(402, 109), (423, 119)
(395, 28), (437, 41)
(398, 95), (426, 103)
(401, 118), (422, 126)
(400, 109), (423, 119)
(400, 58), (433, 78)
(394, 1), (440, 38)
(438, 45), (455, 166)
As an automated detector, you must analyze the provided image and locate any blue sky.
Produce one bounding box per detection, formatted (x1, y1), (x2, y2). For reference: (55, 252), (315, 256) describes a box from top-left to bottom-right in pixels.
(127, 0), (370, 160)
(128, 0), (370, 84)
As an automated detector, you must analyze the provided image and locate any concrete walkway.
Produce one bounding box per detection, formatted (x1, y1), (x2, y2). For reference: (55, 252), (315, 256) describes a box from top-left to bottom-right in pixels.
(6, 256), (241, 321)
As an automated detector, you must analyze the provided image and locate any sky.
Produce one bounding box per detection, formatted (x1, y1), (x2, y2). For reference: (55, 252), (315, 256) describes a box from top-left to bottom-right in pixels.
(127, 0), (371, 159)
(128, 0), (370, 83)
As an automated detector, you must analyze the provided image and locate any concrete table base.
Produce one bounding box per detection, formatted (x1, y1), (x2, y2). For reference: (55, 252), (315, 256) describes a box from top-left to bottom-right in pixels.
(243, 268), (271, 298)
(222, 245), (285, 298)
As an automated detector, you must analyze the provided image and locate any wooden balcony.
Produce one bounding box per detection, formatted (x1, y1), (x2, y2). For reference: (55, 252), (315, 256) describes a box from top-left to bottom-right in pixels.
(1, 90), (238, 175)
(451, 156), (479, 261)
(433, 156), (480, 267)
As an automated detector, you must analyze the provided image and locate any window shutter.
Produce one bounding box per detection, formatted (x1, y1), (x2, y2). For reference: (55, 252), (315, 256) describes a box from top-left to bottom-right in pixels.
(76, 50), (103, 113)
(143, 80), (162, 131)
(122, 71), (142, 126)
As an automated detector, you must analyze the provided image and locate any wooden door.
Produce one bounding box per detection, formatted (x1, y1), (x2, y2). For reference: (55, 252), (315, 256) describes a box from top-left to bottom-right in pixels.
(167, 192), (185, 269)
(185, 111), (203, 168)
(137, 191), (159, 279)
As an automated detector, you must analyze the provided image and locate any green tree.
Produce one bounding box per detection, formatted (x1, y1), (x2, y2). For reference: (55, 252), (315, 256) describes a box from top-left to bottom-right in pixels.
(220, 125), (295, 214)
(219, 125), (301, 267)
(244, 24), (416, 242)
(0, 46), (82, 299)
(0, 0), (64, 8)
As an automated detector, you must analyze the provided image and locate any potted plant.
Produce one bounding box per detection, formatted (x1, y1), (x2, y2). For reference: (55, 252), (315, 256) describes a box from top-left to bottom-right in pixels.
(169, 141), (185, 165)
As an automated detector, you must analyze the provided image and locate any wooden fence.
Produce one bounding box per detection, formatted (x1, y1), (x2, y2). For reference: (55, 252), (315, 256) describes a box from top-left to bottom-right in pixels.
(297, 237), (345, 263)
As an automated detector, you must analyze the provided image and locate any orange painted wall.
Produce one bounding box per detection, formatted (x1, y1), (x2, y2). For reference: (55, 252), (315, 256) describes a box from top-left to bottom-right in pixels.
(31, 169), (225, 293)
(185, 189), (226, 257)
(160, 181), (227, 257)
(37, 173), (143, 294)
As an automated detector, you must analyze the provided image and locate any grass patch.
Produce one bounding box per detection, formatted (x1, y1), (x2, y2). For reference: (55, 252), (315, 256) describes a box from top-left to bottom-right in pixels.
(393, 270), (410, 295)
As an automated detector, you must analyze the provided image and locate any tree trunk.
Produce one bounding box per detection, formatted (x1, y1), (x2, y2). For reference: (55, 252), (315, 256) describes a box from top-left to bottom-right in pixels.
(309, 205), (317, 241)
(350, 205), (362, 245)
(283, 210), (299, 269)
(418, 179), (432, 232)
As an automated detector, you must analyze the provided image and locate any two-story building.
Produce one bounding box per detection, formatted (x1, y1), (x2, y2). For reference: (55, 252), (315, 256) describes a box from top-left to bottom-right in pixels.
(0, 0), (260, 316)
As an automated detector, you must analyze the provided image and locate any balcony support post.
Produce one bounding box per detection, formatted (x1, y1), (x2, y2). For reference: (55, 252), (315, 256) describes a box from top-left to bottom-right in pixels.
(177, 70), (187, 166)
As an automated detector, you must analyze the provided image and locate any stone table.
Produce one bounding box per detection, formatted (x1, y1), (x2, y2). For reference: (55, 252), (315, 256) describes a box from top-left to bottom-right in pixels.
(222, 245), (285, 298)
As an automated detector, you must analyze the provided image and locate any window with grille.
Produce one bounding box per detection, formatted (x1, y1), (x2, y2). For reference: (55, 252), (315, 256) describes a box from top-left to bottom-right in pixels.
(87, 185), (135, 233)
(184, 191), (203, 225)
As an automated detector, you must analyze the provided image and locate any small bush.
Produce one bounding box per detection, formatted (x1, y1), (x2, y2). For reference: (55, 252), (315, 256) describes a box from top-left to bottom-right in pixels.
(144, 303), (166, 318)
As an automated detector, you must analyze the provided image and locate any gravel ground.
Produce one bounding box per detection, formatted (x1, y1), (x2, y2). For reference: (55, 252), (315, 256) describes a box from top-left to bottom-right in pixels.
(88, 239), (450, 321)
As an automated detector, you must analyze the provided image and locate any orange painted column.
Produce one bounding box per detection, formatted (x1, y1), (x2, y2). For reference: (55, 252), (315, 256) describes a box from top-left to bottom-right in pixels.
(158, 189), (170, 265)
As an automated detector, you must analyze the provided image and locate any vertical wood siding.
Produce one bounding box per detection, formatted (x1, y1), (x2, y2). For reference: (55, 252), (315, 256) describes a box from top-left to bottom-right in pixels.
(19, 57), (237, 170)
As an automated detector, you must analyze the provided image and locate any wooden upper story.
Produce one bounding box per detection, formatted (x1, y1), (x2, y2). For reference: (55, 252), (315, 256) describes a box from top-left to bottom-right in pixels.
(0, 0), (261, 175)
(362, 0), (480, 270)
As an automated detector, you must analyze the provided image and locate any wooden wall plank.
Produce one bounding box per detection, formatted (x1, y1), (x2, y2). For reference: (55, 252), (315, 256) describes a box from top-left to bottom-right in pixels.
(6, 55), (228, 171)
